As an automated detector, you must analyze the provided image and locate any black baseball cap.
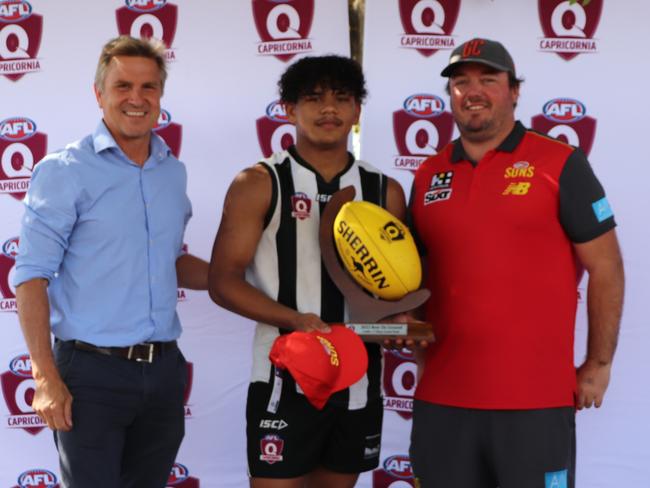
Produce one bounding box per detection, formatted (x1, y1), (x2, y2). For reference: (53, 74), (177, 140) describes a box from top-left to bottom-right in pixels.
(441, 38), (515, 77)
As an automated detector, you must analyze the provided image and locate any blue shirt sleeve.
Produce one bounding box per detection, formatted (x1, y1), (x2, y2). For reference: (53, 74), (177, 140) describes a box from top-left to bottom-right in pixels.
(13, 154), (80, 286)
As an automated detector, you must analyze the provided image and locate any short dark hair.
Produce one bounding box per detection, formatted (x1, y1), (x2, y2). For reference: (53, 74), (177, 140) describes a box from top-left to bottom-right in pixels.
(279, 55), (367, 104)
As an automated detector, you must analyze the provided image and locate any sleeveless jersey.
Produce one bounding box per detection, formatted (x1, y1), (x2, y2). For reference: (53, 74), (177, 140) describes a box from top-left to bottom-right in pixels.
(247, 146), (388, 410)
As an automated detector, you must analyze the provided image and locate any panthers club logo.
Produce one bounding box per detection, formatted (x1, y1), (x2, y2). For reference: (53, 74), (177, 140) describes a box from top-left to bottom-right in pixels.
(0, 116), (47, 201)
(116, 0), (178, 62)
(252, 0), (314, 62)
(393, 94), (454, 171)
(531, 97), (596, 156)
(256, 100), (295, 158)
(0, 0), (42, 81)
(399, 0), (460, 57)
(538, 0), (603, 60)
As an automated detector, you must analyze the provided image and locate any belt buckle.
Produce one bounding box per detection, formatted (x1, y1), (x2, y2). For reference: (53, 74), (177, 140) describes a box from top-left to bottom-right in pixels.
(128, 343), (154, 363)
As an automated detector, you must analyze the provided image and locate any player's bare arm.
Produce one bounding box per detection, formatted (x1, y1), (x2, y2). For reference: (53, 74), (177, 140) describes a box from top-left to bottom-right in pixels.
(574, 228), (624, 409)
(176, 253), (209, 290)
(209, 164), (329, 332)
(15, 279), (73, 431)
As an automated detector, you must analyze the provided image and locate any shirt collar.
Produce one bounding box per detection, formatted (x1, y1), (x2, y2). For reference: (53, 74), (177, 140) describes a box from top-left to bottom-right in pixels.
(451, 120), (526, 164)
(92, 120), (172, 163)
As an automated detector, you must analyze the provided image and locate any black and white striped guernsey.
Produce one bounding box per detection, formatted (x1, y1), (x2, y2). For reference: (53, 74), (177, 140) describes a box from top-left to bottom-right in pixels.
(247, 146), (388, 410)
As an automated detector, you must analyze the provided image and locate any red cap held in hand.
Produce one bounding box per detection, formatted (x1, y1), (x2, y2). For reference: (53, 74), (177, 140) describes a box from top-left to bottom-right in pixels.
(269, 325), (368, 410)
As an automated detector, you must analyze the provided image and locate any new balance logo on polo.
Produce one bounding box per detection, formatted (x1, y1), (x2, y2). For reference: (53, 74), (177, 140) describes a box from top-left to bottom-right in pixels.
(502, 182), (531, 196)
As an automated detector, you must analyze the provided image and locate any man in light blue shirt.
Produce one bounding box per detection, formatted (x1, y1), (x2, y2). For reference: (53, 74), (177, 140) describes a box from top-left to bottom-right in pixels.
(13, 36), (208, 488)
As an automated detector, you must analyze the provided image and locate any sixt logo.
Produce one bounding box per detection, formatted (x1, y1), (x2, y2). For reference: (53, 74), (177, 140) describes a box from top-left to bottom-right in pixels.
(167, 462), (189, 485)
(17, 469), (57, 488)
(0, 117), (36, 141)
(542, 98), (586, 123)
(0, 0), (32, 22)
(2, 236), (19, 257)
(265, 100), (289, 122)
(403, 94), (444, 117)
(383, 454), (413, 479)
(154, 109), (172, 130)
(9, 354), (32, 378)
(125, 0), (167, 12)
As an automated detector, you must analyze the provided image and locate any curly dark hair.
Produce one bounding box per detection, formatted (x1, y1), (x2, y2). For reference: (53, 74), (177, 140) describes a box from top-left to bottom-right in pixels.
(278, 55), (368, 104)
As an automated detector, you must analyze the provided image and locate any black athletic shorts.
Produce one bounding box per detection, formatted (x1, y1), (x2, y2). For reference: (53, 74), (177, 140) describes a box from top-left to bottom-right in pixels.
(410, 401), (575, 488)
(246, 380), (383, 478)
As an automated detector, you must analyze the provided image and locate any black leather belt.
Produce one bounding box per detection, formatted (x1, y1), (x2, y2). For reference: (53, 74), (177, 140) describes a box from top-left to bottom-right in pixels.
(73, 340), (178, 363)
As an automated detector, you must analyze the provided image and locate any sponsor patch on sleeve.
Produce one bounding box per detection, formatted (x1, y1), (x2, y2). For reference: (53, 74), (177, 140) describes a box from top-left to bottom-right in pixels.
(591, 197), (613, 222)
(545, 469), (568, 488)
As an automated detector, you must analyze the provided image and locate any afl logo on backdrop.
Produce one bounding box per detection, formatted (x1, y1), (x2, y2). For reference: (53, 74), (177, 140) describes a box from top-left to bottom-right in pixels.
(256, 100), (296, 158)
(0, 0), (42, 81)
(252, 0), (314, 62)
(2, 352), (48, 435)
(116, 0), (178, 61)
(393, 94), (453, 171)
(531, 97), (596, 156)
(399, 0), (460, 57)
(166, 462), (200, 487)
(0, 116), (47, 201)
(372, 454), (416, 487)
(538, 0), (603, 60)
(13, 469), (60, 488)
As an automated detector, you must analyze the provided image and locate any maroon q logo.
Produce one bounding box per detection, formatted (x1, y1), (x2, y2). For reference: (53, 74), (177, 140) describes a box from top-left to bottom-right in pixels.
(0, 0), (42, 81)
(398, 0), (460, 57)
(2, 353), (47, 435)
(538, 0), (602, 60)
(256, 100), (296, 158)
(116, 0), (178, 61)
(393, 94), (454, 172)
(0, 116), (47, 201)
(252, 0), (314, 62)
(153, 109), (182, 158)
(531, 98), (596, 156)
(382, 349), (417, 420)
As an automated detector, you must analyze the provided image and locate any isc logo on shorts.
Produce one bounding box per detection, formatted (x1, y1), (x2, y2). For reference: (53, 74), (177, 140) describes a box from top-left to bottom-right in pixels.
(259, 419), (288, 430)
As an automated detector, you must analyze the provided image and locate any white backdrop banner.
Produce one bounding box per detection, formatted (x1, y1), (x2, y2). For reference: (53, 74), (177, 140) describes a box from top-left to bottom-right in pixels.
(0, 1), (350, 487)
(1, 1), (649, 487)
(360, 1), (650, 488)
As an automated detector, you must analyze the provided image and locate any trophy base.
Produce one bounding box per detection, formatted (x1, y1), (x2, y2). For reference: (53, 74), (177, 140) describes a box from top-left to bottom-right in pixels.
(344, 321), (434, 344)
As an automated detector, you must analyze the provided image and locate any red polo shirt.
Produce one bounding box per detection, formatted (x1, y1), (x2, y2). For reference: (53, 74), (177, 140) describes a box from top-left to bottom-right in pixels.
(409, 121), (615, 409)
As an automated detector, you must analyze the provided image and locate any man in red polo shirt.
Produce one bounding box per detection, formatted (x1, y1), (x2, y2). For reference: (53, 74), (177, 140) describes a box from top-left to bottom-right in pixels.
(408, 38), (624, 488)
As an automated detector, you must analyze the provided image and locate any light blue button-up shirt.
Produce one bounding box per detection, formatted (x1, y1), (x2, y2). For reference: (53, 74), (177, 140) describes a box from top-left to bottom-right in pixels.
(13, 121), (192, 346)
